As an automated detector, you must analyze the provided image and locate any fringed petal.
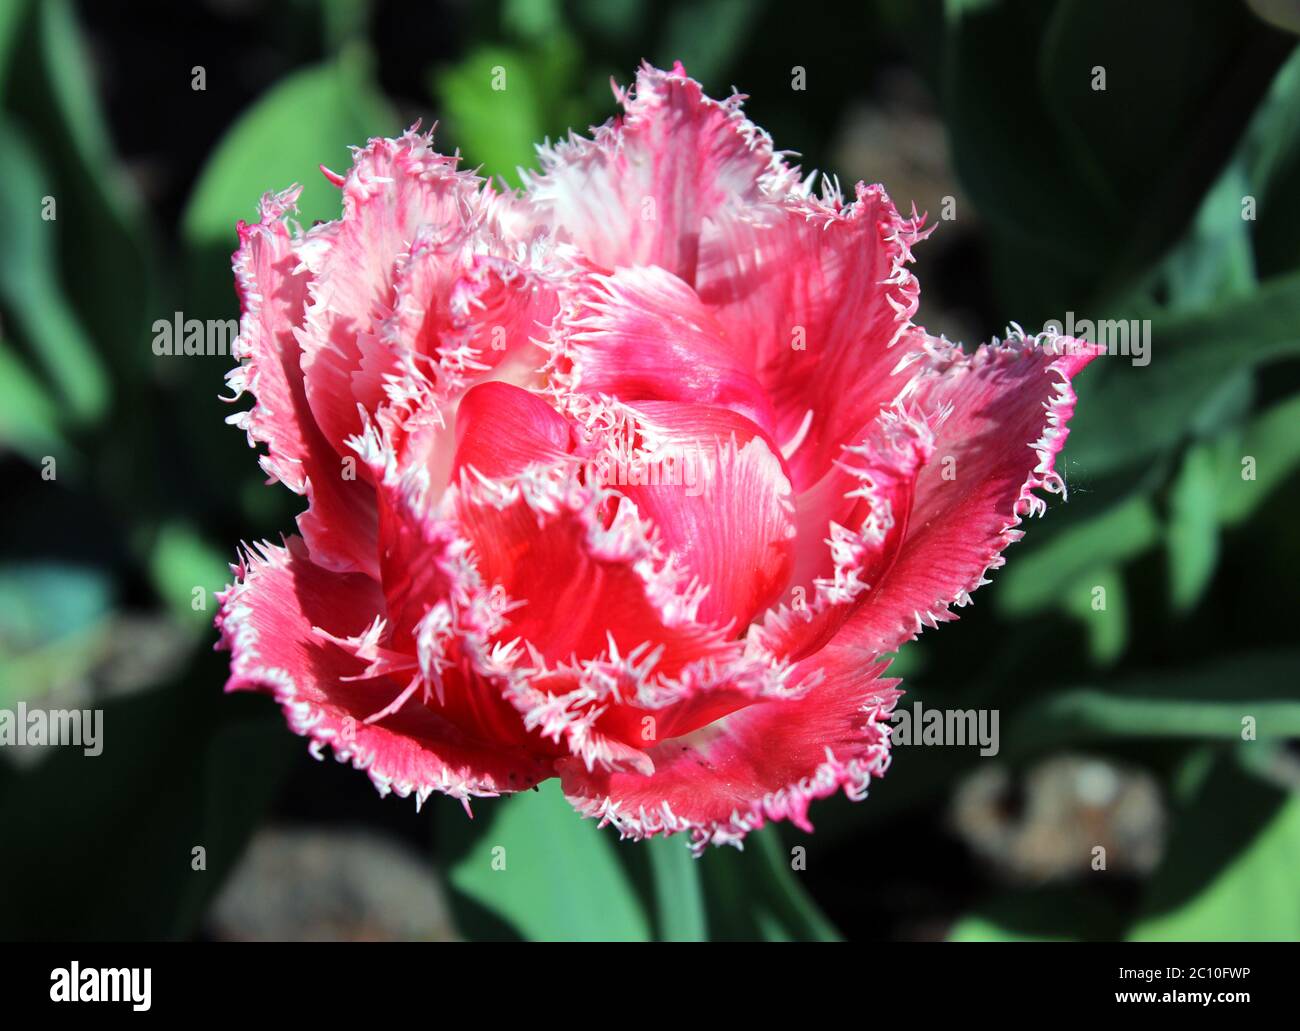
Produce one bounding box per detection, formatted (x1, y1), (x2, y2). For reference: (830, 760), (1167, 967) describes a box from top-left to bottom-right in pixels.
(297, 128), (484, 459)
(559, 643), (900, 852)
(452, 463), (733, 673)
(215, 537), (553, 804)
(696, 182), (930, 491)
(762, 404), (935, 664)
(607, 399), (797, 629)
(821, 331), (1103, 659)
(225, 187), (379, 577)
(549, 264), (776, 435)
(526, 62), (801, 284)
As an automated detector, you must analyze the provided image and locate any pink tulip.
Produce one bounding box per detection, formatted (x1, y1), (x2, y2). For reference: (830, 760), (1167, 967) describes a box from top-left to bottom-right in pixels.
(217, 63), (1099, 851)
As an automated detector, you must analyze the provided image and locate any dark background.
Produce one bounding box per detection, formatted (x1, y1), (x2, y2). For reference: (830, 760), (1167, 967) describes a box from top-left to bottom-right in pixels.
(1, 0), (1298, 940)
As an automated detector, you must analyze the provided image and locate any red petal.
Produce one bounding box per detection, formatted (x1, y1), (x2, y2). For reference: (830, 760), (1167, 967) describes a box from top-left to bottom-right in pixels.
(559, 643), (900, 850)
(697, 183), (928, 491)
(226, 187), (379, 577)
(554, 265), (776, 436)
(452, 381), (572, 483)
(825, 332), (1102, 657)
(216, 538), (552, 804)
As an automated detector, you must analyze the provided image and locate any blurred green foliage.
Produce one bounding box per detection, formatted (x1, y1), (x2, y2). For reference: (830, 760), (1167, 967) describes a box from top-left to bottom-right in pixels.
(0, 0), (1297, 941)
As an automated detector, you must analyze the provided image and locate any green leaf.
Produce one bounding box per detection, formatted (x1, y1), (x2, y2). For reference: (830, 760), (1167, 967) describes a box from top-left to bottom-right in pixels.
(645, 834), (707, 941)
(0, 119), (109, 423)
(1163, 160), (1256, 311)
(996, 494), (1160, 617)
(1215, 392), (1300, 525)
(1067, 269), (1300, 477)
(949, 886), (1125, 942)
(433, 36), (586, 186)
(440, 781), (651, 941)
(0, 336), (65, 462)
(940, 0), (1287, 319)
(1059, 564), (1128, 666)
(1130, 748), (1300, 941)
(1005, 652), (1300, 758)
(1247, 46), (1300, 275)
(183, 48), (397, 249)
(1037, 0), (1286, 304)
(435, 47), (551, 184)
(4, 0), (155, 380)
(0, 0), (28, 93)
(148, 523), (233, 629)
(1166, 443), (1220, 612)
(697, 828), (840, 941)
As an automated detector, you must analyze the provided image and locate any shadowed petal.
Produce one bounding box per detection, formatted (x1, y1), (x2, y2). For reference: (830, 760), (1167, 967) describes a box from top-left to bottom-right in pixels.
(226, 187), (379, 577)
(216, 537), (553, 804)
(559, 643), (900, 852)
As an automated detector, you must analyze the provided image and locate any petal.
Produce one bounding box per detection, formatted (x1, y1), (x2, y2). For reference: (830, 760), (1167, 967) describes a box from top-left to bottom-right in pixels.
(379, 235), (559, 407)
(506, 641), (796, 778)
(298, 129), (483, 459)
(226, 187), (379, 577)
(696, 182), (928, 491)
(452, 459), (732, 674)
(610, 399), (797, 629)
(559, 642), (900, 851)
(452, 381), (572, 483)
(775, 405), (935, 658)
(216, 537), (553, 803)
(823, 331), (1103, 658)
(554, 264), (775, 435)
(526, 62), (799, 283)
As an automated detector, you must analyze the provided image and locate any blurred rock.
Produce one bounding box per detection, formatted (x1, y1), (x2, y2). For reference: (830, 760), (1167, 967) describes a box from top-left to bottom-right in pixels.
(951, 754), (1165, 883)
(829, 68), (970, 243)
(207, 826), (458, 941)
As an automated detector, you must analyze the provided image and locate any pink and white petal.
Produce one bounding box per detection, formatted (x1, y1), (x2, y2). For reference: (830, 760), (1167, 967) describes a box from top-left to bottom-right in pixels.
(379, 233), (557, 408)
(558, 643), (900, 851)
(216, 537), (552, 803)
(554, 265), (776, 435)
(453, 466), (734, 675)
(445, 254), (558, 392)
(505, 639), (798, 778)
(226, 187), (379, 577)
(610, 400), (797, 629)
(526, 62), (800, 283)
(696, 182), (929, 490)
(824, 331), (1103, 659)
(452, 380), (573, 483)
(298, 129), (483, 457)
(784, 404), (935, 618)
